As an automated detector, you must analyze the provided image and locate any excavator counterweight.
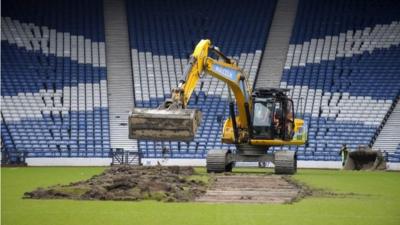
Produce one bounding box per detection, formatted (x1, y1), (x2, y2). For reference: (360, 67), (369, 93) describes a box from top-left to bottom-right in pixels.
(129, 108), (201, 141)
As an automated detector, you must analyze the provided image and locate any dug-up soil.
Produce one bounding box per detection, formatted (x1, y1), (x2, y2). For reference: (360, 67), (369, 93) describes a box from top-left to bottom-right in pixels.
(24, 166), (310, 204)
(24, 166), (209, 202)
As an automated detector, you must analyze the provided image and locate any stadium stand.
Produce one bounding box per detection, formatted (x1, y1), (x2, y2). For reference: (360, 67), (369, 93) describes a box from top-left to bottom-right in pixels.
(126, 0), (277, 158)
(1, 0), (399, 167)
(1, 0), (110, 160)
(279, 0), (400, 162)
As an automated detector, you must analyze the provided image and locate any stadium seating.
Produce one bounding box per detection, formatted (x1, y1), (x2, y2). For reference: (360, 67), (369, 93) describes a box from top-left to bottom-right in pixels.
(279, 0), (400, 162)
(2, 0), (399, 165)
(126, 0), (277, 158)
(1, 0), (110, 158)
(387, 144), (400, 162)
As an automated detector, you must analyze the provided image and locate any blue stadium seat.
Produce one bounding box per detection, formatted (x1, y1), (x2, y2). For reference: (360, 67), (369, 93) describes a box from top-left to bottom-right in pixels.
(1, 0), (110, 159)
(280, 0), (400, 162)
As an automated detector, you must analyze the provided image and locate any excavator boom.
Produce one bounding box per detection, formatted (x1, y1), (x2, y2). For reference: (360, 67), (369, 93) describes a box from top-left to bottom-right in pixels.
(128, 40), (212, 141)
(129, 39), (249, 141)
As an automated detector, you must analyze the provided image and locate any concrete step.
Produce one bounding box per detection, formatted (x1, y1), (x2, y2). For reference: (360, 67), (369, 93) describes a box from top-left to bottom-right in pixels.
(104, 0), (137, 152)
(373, 100), (400, 153)
(255, 0), (299, 88)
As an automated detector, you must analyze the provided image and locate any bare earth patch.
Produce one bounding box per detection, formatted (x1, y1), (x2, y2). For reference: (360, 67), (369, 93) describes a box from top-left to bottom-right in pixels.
(24, 166), (209, 202)
(24, 166), (323, 204)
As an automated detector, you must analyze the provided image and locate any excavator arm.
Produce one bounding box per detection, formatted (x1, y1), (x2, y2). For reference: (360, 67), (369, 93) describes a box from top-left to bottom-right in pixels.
(179, 40), (251, 127)
(129, 39), (252, 141)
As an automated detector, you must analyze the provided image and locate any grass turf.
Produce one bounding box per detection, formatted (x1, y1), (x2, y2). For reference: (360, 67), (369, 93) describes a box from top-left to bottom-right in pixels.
(2, 167), (400, 225)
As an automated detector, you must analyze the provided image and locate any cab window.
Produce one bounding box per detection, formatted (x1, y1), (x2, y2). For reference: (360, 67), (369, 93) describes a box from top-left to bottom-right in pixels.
(253, 102), (273, 127)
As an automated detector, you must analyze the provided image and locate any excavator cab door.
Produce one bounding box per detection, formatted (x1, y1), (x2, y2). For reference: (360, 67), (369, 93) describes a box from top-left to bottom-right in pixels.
(252, 99), (275, 139)
(251, 88), (295, 141)
(282, 99), (295, 140)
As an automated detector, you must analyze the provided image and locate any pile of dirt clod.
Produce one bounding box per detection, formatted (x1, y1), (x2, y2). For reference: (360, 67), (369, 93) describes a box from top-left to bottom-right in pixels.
(24, 166), (209, 202)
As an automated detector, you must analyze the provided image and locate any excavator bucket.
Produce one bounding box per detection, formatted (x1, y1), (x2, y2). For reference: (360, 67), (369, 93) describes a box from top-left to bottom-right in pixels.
(128, 108), (202, 142)
(343, 146), (386, 170)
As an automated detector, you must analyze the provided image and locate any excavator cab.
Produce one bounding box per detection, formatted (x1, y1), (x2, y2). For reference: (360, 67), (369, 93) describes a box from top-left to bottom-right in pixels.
(251, 88), (294, 141)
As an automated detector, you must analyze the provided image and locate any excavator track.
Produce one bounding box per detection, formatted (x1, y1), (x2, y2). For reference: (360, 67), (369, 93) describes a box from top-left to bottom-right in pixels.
(206, 149), (232, 173)
(274, 151), (297, 175)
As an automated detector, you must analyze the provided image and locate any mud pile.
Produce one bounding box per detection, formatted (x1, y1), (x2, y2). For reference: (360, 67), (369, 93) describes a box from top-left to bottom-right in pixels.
(24, 166), (209, 202)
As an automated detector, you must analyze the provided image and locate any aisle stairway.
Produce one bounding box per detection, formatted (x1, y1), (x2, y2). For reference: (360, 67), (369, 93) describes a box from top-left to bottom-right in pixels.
(104, 0), (137, 151)
(373, 99), (400, 153)
(255, 0), (298, 88)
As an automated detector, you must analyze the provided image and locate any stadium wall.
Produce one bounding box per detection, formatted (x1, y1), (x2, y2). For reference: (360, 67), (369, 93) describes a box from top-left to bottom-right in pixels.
(23, 158), (400, 170)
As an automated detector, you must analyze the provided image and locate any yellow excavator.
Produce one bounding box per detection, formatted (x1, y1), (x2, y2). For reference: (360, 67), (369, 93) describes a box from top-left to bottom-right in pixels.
(129, 39), (307, 174)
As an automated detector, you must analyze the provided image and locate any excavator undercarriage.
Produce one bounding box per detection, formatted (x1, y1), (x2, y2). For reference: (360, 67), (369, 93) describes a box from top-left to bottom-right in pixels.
(206, 145), (297, 174)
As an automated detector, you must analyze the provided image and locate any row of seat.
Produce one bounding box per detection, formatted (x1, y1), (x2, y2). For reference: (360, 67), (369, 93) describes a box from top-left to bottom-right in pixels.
(291, 0), (400, 44)
(126, 0), (275, 58)
(2, 0), (105, 42)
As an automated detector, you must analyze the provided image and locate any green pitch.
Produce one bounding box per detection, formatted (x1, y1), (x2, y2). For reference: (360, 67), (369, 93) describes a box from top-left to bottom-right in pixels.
(2, 167), (400, 225)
